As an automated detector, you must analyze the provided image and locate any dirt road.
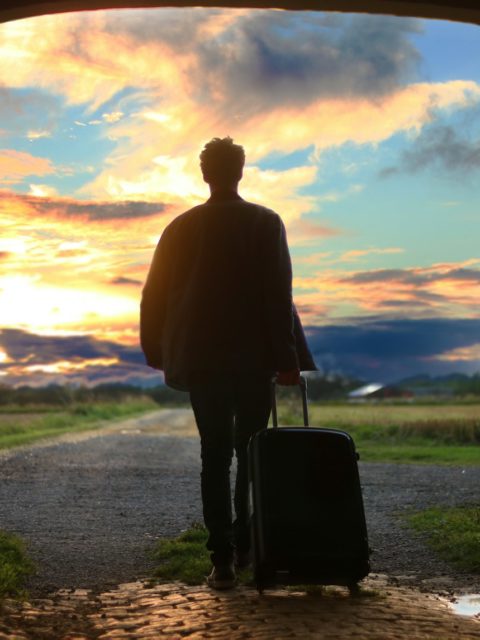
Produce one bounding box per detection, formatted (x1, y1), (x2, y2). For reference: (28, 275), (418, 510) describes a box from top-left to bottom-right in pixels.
(0, 408), (478, 596)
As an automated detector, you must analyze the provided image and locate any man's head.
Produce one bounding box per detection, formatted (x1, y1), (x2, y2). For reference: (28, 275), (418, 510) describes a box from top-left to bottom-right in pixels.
(200, 137), (245, 189)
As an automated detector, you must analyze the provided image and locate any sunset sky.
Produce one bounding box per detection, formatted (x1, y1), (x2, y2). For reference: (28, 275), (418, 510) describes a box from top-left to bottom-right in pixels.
(0, 8), (479, 386)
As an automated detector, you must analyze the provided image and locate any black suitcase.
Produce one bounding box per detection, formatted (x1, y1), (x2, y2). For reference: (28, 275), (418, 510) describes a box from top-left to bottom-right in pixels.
(248, 377), (370, 592)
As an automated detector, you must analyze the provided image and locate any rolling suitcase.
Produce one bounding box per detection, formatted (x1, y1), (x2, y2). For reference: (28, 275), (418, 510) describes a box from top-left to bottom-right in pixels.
(248, 376), (370, 592)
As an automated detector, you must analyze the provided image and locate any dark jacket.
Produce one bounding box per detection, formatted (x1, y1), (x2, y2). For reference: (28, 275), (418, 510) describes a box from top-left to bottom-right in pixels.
(140, 192), (316, 390)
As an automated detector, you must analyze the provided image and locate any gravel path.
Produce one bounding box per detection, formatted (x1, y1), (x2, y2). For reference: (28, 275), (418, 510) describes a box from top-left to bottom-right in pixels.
(0, 409), (478, 597)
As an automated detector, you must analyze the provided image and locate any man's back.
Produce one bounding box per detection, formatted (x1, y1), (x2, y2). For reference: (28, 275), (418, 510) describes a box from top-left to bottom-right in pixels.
(142, 193), (298, 389)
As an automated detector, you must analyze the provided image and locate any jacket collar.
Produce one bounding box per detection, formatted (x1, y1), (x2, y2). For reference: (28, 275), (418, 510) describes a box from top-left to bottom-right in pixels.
(207, 190), (243, 204)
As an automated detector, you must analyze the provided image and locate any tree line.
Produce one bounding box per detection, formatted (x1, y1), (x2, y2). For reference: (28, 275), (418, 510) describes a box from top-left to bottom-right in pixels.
(0, 372), (479, 407)
(0, 375), (360, 407)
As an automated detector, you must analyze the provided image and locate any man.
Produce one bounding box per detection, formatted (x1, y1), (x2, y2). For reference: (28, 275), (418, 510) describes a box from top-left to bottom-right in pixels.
(140, 137), (315, 589)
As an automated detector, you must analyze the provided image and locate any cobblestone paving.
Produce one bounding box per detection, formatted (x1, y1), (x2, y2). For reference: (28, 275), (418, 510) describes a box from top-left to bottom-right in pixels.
(1, 575), (479, 640)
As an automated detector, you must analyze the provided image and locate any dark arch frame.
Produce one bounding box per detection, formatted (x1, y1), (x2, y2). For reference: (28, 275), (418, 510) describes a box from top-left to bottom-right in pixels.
(2, 0), (480, 26)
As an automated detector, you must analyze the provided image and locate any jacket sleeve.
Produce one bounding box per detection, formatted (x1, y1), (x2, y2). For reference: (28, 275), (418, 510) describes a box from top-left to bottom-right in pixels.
(262, 214), (299, 372)
(140, 230), (171, 369)
(293, 304), (317, 371)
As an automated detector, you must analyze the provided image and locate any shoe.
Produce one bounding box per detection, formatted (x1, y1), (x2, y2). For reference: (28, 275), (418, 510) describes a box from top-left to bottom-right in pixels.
(206, 562), (236, 590)
(234, 548), (251, 570)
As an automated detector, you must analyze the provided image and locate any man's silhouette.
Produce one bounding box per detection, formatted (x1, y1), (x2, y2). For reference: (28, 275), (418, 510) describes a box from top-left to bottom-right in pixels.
(140, 137), (315, 589)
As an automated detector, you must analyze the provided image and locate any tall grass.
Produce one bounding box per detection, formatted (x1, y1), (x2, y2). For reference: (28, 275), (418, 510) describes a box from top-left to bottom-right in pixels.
(276, 401), (480, 465)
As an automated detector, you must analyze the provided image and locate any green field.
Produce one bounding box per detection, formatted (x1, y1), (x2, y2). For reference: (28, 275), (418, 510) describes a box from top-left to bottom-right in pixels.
(276, 401), (480, 465)
(0, 398), (157, 450)
(0, 399), (479, 465)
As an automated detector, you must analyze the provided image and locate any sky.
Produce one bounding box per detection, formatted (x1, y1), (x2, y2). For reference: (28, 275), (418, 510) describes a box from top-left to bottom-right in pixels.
(0, 8), (479, 386)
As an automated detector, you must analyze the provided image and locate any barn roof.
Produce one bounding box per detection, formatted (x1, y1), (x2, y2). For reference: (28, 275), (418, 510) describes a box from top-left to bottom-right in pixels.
(348, 383), (384, 398)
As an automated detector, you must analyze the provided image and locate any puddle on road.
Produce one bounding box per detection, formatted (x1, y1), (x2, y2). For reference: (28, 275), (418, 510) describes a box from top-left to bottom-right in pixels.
(451, 594), (480, 618)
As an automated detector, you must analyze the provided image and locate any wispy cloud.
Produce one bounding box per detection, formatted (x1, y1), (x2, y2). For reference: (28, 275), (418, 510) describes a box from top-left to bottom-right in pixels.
(110, 276), (143, 286)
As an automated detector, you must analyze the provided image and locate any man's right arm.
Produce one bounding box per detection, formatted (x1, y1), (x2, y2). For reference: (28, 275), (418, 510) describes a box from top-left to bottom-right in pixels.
(140, 230), (171, 369)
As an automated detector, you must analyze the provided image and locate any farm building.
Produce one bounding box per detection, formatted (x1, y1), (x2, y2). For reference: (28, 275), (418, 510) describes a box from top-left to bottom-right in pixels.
(348, 383), (413, 401)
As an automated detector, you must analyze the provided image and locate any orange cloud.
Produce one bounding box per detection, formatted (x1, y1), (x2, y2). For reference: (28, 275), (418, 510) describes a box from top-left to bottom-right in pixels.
(0, 150), (54, 185)
(288, 219), (344, 247)
(431, 343), (480, 362)
(339, 247), (404, 262)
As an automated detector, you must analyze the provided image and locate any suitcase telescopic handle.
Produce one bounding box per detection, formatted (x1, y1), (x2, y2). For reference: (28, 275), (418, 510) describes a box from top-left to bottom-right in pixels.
(271, 375), (309, 428)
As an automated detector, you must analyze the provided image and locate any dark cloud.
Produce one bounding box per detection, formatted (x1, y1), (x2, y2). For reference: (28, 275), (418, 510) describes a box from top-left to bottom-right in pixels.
(402, 125), (480, 174)
(2, 315), (480, 388)
(380, 120), (480, 178)
(202, 13), (421, 113)
(342, 267), (480, 287)
(105, 11), (421, 113)
(110, 276), (143, 286)
(0, 328), (162, 388)
(381, 299), (431, 308)
(0, 329), (143, 366)
(306, 317), (480, 382)
(29, 198), (166, 221)
(0, 191), (166, 221)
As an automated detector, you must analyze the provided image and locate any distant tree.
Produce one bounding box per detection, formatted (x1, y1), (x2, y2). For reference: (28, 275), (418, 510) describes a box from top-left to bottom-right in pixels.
(0, 384), (15, 405)
(453, 373), (480, 396)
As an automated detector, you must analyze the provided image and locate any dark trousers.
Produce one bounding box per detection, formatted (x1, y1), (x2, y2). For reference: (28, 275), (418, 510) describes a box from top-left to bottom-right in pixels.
(189, 373), (271, 565)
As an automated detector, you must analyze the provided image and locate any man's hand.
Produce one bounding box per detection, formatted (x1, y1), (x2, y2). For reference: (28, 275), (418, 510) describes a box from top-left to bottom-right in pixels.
(276, 368), (301, 386)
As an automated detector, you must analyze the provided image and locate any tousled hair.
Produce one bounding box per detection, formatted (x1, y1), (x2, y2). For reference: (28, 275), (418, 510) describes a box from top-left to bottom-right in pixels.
(200, 137), (245, 185)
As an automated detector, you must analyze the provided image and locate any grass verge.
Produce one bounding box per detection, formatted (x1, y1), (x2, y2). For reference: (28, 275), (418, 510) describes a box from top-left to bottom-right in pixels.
(150, 524), (255, 586)
(277, 402), (480, 465)
(0, 531), (35, 598)
(0, 398), (157, 450)
(407, 506), (480, 573)
(150, 524), (211, 585)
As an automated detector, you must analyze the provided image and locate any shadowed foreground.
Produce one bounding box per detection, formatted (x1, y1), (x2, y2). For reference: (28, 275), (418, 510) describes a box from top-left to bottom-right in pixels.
(1, 576), (480, 639)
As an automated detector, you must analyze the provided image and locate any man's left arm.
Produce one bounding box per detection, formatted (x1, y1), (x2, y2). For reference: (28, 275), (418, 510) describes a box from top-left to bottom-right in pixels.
(262, 214), (300, 384)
